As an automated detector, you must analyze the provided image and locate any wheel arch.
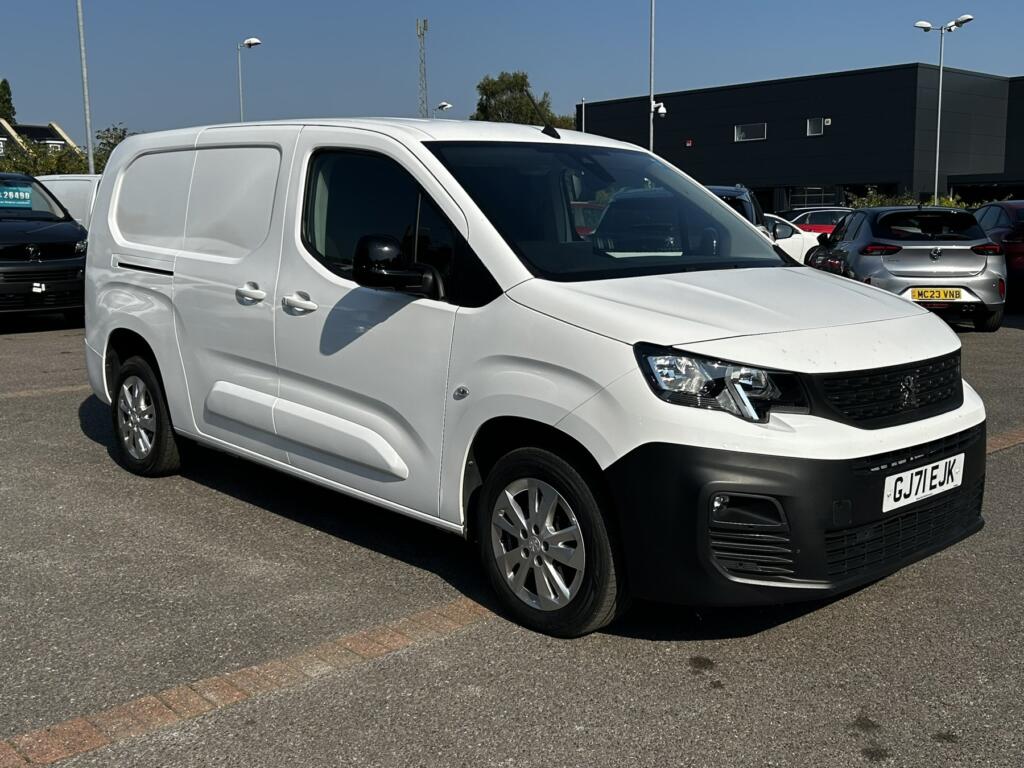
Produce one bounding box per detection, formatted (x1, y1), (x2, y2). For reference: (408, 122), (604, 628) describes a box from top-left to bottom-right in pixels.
(462, 416), (609, 544)
(104, 327), (166, 402)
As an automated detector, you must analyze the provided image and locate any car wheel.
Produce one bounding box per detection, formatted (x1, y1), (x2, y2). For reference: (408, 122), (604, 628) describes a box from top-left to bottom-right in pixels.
(110, 355), (181, 476)
(803, 246), (818, 264)
(477, 447), (627, 637)
(973, 307), (1004, 332)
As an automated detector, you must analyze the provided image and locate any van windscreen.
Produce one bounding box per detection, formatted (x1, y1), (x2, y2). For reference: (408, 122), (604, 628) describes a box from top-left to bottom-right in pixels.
(426, 142), (788, 281)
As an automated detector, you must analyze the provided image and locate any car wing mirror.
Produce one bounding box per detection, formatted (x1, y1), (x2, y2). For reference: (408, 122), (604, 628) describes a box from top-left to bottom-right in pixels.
(817, 232), (831, 247)
(353, 235), (440, 299)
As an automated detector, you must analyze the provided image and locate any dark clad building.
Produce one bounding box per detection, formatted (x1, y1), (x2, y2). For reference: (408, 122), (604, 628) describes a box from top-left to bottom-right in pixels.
(577, 64), (1023, 211)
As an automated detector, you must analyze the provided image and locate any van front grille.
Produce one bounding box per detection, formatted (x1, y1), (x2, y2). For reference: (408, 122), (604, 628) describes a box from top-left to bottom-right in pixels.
(808, 351), (963, 428)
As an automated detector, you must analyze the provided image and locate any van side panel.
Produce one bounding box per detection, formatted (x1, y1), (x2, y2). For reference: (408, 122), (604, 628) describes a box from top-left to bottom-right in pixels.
(172, 126), (298, 459)
(439, 296), (636, 527)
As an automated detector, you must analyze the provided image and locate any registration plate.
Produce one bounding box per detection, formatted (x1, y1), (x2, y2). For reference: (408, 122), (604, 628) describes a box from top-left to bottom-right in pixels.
(911, 287), (962, 301)
(882, 453), (964, 513)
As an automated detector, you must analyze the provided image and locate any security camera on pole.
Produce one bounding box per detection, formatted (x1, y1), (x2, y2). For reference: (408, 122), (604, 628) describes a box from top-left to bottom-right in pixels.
(914, 14), (974, 204)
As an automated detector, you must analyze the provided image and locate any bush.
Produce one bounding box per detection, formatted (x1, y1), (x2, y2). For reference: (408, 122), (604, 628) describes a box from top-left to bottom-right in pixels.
(846, 186), (964, 209)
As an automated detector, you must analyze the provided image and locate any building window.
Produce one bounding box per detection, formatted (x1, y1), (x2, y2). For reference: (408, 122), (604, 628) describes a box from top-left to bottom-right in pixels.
(789, 186), (838, 207)
(733, 123), (766, 142)
(807, 117), (824, 137)
(0, 140), (5, 156)
(46, 142), (64, 154)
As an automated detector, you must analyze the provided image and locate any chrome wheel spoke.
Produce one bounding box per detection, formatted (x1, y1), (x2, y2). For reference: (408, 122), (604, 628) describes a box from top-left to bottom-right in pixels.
(546, 542), (583, 570)
(117, 376), (155, 461)
(490, 477), (586, 612)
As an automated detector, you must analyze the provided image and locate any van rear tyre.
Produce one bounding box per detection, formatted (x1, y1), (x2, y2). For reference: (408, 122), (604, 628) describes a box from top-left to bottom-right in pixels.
(477, 447), (627, 637)
(110, 355), (181, 476)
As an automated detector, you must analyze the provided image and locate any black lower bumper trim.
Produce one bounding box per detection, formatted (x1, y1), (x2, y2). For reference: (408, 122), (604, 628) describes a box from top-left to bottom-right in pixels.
(604, 422), (986, 606)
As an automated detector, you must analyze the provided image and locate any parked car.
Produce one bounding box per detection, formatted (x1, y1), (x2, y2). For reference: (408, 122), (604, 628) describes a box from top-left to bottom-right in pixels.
(37, 174), (102, 229)
(86, 120), (986, 637)
(778, 207), (852, 235)
(765, 213), (821, 263)
(809, 207), (1006, 331)
(0, 172), (88, 317)
(973, 200), (1024, 302)
(707, 184), (766, 230)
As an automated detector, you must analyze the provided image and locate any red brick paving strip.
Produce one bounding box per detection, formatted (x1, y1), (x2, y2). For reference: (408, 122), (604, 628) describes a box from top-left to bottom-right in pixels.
(0, 597), (490, 764)
(988, 426), (1024, 455)
(0, 741), (26, 767)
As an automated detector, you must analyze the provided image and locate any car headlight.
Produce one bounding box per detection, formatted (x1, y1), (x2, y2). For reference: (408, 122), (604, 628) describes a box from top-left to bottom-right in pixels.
(75, 239), (87, 255)
(635, 344), (807, 423)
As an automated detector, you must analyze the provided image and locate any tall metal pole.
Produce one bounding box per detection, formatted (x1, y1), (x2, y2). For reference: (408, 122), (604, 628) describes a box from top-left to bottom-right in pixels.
(933, 28), (945, 204)
(237, 45), (244, 122)
(581, 98), (586, 132)
(416, 19), (429, 119)
(75, 0), (95, 173)
(648, 0), (655, 152)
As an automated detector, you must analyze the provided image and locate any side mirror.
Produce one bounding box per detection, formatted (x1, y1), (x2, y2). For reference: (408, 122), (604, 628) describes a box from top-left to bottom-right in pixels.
(353, 235), (439, 299)
(817, 232), (831, 247)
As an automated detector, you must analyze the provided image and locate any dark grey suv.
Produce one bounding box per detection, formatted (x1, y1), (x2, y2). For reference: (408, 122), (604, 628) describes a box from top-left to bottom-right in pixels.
(809, 207), (1007, 331)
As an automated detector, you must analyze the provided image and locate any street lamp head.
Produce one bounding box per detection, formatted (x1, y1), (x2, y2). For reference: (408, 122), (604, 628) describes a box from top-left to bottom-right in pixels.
(954, 14), (974, 27)
(914, 20), (933, 32)
(241, 37), (262, 48)
(435, 101), (453, 112)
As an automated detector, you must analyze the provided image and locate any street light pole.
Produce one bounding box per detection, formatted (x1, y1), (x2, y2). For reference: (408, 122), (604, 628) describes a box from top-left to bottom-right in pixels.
(75, 0), (95, 174)
(915, 15), (973, 204)
(236, 37), (262, 122)
(648, 0), (655, 152)
(933, 27), (945, 205)
(581, 97), (586, 133)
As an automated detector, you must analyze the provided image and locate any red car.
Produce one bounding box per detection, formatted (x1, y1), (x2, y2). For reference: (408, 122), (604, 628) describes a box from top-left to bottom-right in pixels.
(974, 200), (1024, 303)
(783, 208), (852, 235)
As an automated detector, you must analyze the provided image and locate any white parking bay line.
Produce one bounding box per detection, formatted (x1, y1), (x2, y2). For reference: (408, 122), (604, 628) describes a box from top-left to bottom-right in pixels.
(0, 384), (92, 400)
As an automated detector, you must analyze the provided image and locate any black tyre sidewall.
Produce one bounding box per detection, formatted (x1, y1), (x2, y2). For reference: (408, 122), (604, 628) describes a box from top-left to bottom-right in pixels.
(110, 356), (180, 476)
(973, 307), (1004, 332)
(477, 447), (621, 638)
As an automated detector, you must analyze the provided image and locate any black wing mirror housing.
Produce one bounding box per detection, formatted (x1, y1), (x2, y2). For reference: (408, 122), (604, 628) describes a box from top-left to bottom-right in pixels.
(353, 235), (440, 299)
(817, 232), (831, 247)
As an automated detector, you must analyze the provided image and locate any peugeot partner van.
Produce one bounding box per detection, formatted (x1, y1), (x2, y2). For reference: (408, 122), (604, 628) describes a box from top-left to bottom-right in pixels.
(85, 120), (986, 637)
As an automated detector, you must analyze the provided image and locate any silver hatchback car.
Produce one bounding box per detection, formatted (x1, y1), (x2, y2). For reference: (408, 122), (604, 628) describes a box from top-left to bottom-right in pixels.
(809, 207), (1007, 331)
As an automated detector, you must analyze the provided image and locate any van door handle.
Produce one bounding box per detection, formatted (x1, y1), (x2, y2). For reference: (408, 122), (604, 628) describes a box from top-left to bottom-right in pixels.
(282, 292), (318, 313)
(235, 282), (267, 303)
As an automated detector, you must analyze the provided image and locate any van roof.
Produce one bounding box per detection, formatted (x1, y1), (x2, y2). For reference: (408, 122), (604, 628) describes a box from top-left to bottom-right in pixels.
(128, 118), (640, 151)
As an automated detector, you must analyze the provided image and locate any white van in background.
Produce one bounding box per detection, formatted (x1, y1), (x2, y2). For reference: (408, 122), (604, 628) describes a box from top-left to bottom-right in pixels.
(37, 173), (101, 229)
(84, 119), (986, 636)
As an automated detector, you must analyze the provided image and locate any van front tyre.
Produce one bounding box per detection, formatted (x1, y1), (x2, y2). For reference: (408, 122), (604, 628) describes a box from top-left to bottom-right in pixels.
(477, 447), (626, 637)
(110, 355), (181, 476)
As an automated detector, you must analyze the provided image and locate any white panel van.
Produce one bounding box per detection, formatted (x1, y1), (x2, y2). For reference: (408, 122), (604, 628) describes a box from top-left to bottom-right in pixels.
(85, 120), (986, 636)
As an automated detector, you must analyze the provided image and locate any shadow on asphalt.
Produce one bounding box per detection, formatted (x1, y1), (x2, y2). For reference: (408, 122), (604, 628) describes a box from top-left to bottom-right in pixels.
(77, 393), (841, 642)
(0, 311), (83, 335)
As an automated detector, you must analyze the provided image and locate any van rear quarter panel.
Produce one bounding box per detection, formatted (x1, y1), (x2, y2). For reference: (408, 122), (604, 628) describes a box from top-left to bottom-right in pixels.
(85, 129), (201, 432)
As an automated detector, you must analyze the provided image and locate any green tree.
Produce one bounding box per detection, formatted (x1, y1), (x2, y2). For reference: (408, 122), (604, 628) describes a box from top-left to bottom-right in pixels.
(0, 78), (15, 123)
(0, 143), (87, 175)
(470, 71), (575, 129)
(94, 123), (134, 172)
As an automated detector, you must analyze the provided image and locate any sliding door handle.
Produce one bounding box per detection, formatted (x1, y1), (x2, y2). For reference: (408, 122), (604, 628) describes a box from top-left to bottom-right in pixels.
(235, 282), (267, 303)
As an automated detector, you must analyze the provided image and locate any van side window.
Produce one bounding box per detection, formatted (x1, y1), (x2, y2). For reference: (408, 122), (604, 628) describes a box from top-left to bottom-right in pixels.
(302, 150), (500, 307)
(117, 151), (193, 251)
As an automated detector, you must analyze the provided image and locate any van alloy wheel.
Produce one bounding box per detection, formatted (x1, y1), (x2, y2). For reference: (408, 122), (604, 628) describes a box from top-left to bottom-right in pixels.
(117, 375), (156, 460)
(490, 478), (586, 611)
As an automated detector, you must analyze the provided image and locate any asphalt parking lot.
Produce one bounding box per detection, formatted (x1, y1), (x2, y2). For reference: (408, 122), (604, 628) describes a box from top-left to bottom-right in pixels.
(1, 311), (1023, 767)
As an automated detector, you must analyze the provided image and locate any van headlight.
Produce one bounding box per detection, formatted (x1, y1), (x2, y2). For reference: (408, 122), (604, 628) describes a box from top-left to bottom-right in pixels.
(635, 344), (807, 423)
(75, 239), (87, 256)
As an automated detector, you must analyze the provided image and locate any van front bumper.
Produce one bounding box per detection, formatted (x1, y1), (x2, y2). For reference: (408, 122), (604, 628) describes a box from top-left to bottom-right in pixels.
(604, 422), (986, 606)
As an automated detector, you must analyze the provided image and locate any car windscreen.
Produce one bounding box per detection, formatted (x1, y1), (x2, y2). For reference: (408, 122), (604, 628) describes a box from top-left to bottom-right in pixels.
(872, 210), (984, 241)
(0, 178), (69, 221)
(426, 142), (787, 281)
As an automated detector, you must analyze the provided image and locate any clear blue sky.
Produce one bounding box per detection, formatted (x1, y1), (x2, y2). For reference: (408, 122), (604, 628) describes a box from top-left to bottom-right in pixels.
(3, 1), (1022, 143)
